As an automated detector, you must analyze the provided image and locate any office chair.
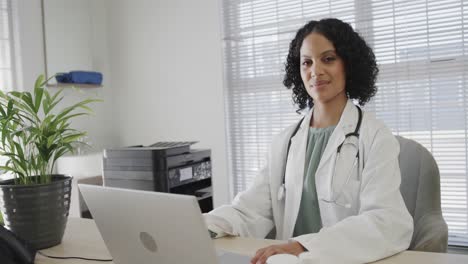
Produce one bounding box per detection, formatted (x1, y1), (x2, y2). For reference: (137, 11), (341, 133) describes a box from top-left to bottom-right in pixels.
(396, 136), (448, 252)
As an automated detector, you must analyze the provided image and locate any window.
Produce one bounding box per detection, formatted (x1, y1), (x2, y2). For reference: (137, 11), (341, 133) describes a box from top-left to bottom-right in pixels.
(221, 0), (468, 246)
(0, 0), (17, 178)
(0, 0), (16, 91)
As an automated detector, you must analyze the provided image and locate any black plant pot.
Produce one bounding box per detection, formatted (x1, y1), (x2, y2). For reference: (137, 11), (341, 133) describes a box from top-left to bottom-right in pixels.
(0, 175), (72, 249)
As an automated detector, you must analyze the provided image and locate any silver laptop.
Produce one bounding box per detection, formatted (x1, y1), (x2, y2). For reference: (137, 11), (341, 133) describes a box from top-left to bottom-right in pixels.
(78, 184), (250, 264)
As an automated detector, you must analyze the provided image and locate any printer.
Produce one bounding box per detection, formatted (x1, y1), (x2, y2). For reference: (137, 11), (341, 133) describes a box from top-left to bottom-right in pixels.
(102, 142), (213, 212)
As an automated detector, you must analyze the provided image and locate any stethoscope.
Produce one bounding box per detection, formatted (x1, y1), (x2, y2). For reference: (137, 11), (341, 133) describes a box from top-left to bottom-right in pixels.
(277, 105), (363, 209)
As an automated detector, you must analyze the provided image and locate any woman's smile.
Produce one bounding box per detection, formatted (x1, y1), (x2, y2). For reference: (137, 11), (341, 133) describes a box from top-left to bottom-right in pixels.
(311, 80), (331, 90)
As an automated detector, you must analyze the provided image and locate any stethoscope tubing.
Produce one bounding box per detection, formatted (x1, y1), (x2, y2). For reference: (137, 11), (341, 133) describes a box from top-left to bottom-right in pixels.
(278, 105), (363, 204)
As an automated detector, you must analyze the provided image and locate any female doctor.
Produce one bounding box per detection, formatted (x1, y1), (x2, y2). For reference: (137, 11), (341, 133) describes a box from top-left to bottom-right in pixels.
(204, 18), (413, 264)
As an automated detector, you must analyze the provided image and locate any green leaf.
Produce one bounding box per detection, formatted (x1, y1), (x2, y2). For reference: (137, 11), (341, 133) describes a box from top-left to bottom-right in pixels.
(13, 142), (24, 159)
(47, 135), (56, 148)
(49, 88), (64, 105)
(52, 147), (69, 164)
(10, 157), (28, 178)
(34, 87), (44, 114)
(41, 74), (57, 89)
(43, 89), (64, 115)
(42, 114), (56, 129)
(50, 100), (97, 128)
(42, 89), (51, 114)
(44, 89), (51, 101)
(0, 165), (22, 176)
(7, 99), (13, 115)
(34, 74), (45, 90)
(1, 121), (10, 147)
(0, 165), (14, 171)
(62, 133), (86, 144)
(0, 103), (6, 117)
(77, 104), (93, 112)
(43, 89), (64, 116)
(9, 91), (34, 112)
(60, 112), (88, 123)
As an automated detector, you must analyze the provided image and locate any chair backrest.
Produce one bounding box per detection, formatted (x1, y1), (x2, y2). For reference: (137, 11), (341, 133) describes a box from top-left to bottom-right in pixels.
(396, 136), (448, 252)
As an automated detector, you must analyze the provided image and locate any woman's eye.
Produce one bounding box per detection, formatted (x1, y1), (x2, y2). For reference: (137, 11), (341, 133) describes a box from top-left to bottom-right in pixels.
(324, 56), (336, 62)
(301, 60), (312, 66)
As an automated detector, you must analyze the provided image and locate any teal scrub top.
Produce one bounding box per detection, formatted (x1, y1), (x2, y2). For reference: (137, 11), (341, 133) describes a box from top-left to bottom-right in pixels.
(293, 126), (335, 236)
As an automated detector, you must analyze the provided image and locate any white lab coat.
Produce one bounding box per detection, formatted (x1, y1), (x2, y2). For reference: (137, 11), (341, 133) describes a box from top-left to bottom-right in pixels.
(205, 100), (414, 263)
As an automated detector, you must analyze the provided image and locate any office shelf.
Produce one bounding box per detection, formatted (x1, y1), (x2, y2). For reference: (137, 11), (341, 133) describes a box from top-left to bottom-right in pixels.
(46, 83), (103, 88)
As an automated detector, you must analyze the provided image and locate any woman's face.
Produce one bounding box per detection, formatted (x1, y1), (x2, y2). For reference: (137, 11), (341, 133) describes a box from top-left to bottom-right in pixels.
(300, 32), (347, 106)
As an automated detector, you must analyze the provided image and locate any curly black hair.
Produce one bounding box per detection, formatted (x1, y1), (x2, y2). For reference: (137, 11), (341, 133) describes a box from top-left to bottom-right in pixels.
(283, 18), (378, 111)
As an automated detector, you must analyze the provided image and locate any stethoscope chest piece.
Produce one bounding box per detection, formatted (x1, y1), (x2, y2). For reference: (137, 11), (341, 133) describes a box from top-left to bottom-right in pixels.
(277, 184), (285, 201)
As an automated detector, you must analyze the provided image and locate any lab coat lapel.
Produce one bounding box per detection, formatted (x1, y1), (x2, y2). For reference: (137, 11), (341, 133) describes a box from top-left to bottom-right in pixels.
(282, 110), (311, 239)
(316, 100), (357, 173)
(315, 100), (359, 202)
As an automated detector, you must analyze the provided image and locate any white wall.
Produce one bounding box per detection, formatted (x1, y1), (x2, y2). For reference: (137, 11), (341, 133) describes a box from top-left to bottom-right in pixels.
(15, 0), (117, 152)
(107, 0), (229, 206)
(14, 0), (230, 207)
(43, 0), (96, 85)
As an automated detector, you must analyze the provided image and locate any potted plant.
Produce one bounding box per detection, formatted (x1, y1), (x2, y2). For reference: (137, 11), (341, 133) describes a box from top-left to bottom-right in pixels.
(0, 74), (99, 249)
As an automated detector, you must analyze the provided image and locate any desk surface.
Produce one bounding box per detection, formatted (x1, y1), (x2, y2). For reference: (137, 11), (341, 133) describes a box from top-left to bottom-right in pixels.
(36, 218), (468, 264)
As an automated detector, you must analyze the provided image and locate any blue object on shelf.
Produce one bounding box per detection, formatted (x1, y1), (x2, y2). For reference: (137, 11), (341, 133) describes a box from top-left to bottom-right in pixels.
(55, 72), (71, 83)
(55, 71), (103, 85)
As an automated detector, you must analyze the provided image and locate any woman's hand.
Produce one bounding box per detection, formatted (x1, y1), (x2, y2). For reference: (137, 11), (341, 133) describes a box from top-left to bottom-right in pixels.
(250, 241), (306, 264)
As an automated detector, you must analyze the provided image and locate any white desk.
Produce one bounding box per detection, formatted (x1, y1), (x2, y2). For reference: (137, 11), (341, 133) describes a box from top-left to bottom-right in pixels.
(35, 218), (468, 264)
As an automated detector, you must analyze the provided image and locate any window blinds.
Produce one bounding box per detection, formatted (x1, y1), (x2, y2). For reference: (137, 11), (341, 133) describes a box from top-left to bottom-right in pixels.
(367, 0), (468, 247)
(0, 0), (14, 91)
(221, 0), (468, 246)
(222, 0), (357, 197)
